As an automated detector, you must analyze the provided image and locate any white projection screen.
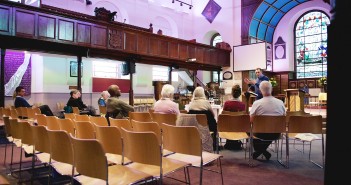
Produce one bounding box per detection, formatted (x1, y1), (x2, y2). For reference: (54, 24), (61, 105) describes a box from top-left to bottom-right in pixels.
(233, 42), (267, 71)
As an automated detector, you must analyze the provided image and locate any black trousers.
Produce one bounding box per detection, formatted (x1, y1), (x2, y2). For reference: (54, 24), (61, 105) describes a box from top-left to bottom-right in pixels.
(39, 105), (54, 116)
(252, 133), (281, 154)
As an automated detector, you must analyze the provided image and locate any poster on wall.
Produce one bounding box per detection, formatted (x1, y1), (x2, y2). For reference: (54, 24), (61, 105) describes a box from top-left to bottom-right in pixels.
(202, 0), (221, 23)
(70, 61), (83, 77)
(274, 36), (286, 60)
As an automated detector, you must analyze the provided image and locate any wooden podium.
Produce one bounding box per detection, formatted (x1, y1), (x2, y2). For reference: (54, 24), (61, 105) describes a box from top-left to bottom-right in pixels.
(284, 89), (305, 112)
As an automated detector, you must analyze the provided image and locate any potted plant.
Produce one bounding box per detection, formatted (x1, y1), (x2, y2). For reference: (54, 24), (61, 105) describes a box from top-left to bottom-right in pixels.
(318, 77), (327, 92)
(269, 77), (278, 88)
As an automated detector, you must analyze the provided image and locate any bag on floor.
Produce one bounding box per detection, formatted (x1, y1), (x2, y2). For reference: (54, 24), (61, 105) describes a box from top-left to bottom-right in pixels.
(224, 140), (242, 150)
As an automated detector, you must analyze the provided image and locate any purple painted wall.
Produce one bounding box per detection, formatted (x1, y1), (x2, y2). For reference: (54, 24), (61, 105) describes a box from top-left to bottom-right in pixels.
(4, 51), (32, 96)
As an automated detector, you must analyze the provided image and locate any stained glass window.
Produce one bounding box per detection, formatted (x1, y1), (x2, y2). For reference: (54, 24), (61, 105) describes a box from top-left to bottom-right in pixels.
(295, 11), (329, 79)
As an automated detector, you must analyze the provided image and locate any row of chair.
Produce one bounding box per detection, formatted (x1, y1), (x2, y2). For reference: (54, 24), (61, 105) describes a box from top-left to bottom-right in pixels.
(3, 111), (224, 184)
(217, 112), (324, 168)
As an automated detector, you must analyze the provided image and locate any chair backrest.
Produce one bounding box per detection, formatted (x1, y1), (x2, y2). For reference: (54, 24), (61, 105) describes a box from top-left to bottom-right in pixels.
(195, 114), (208, 127)
(109, 118), (133, 131)
(252, 115), (287, 133)
(9, 118), (21, 140)
(31, 125), (50, 154)
(46, 116), (60, 130)
(288, 115), (323, 134)
(10, 109), (18, 119)
(89, 116), (108, 126)
(72, 107), (80, 114)
(47, 130), (74, 166)
(18, 121), (33, 146)
(180, 110), (188, 114)
(131, 120), (162, 144)
(3, 107), (11, 117)
(129, 112), (152, 122)
(221, 110), (247, 116)
(74, 114), (90, 122)
(161, 123), (202, 156)
(74, 121), (95, 139)
(95, 125), (123, 156)
(70, 136), (108, 182)
(33, 107), (41, 115)
(286, 111), (311, 122)
(26, 107), (36, 120)
(121, 128), (161, 166)
(64, 113), (76, 120)
(151, 112), (178, 126)
(3, 116), (11, 137)
(98, 105), (107, 115)
(217, 114), (251, 133)
(57, 118), (76, 136)
(36, 114), (47, 126)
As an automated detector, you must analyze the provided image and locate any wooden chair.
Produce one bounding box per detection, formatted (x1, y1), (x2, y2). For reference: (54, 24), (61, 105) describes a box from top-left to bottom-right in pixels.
(109, 118), (133, 131)
(121, 128), (190, 184)
(74, 114), (90, 122)
(35, 114), (47, 126)
(89, 116), (108, 126)
(74, 121), (95, 139)
(95, 125), (130, 165)
(128, 112), (152, 122)
(31, 125), (51, 163)
(10, 109), (18, 119)
(130, 120), (162, 144)
(151, 112), (178, 126)
(72, 107), (80, 115)
(180, 110), (188, 114)
(286, 115), (324, 168)
(98, 105), (107, 116)
(47, 129), (77, 184)
(217, 114), (251, 159)
(45, 116), (60, 130)
(162, 123), (224, 185)
(57, 118), (76, 136)
(70, 136), (152, 185)
(251, 115), (287, 168)
(63, 113), (75, 120)
(220, 110), (247, 116)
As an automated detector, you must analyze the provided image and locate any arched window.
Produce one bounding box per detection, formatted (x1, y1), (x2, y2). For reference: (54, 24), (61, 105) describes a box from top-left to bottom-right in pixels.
(211, 33), (222, 47)
(295, 11), (329, 79)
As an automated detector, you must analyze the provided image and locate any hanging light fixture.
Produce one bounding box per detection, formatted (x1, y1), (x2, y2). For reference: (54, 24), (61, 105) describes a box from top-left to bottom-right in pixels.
(172, 0), (193, 9)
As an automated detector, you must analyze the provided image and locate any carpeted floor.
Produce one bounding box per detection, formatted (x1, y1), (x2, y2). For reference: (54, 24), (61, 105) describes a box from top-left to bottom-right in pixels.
(0, 128), (324, 185)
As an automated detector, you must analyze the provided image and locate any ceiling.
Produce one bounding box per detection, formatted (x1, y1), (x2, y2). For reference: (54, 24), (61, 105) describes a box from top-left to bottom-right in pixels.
(249, 0), (310, 43)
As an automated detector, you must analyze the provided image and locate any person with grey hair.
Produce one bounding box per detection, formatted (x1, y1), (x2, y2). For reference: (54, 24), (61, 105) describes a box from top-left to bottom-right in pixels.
(153, 84), (180, 115)
(98, 90), (110, 107)
(188, 86), (217, 151)
(249, 81), (286, 160)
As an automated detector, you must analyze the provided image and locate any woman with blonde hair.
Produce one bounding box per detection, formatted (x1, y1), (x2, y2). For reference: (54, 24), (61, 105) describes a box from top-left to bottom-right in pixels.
(188, 86), (217, 151)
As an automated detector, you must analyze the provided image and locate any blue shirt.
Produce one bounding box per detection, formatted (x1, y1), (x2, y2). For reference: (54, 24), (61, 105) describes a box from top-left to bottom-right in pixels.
(14, 96), (32, 108)
(249, 74), (269, 100)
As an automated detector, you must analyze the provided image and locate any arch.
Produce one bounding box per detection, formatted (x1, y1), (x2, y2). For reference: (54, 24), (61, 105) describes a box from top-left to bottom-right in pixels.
(249, 0), (311, 43)
(152, 16), (178, 37)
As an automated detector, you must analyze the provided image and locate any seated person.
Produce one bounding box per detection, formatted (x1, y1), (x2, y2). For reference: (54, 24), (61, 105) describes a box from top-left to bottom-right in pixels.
(187, 86), (217, 150)
(66, 89), (96, 115)
(13, 86), (54, 116)
(222, 84), (246, 150)
(249, 81), (286, 160)
(153, 84), (180, 115)
(105, 84), (134, 124)
(223, 84), (245, 112)
(13, 86), (32, 108)
(98, 90), (110, 107)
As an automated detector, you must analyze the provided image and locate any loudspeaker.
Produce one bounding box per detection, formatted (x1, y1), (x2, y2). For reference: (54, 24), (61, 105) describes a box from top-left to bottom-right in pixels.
(121, 62), (130, 75)
(121, 61), (136, 75)
(288, 72), (295, 80)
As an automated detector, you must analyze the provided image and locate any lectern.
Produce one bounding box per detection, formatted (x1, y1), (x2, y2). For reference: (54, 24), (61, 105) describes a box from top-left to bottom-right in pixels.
(284, 89), (305, 112)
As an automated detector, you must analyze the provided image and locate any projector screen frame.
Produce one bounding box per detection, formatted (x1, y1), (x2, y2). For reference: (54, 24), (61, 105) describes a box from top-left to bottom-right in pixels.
(232, 42), (268, 72)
